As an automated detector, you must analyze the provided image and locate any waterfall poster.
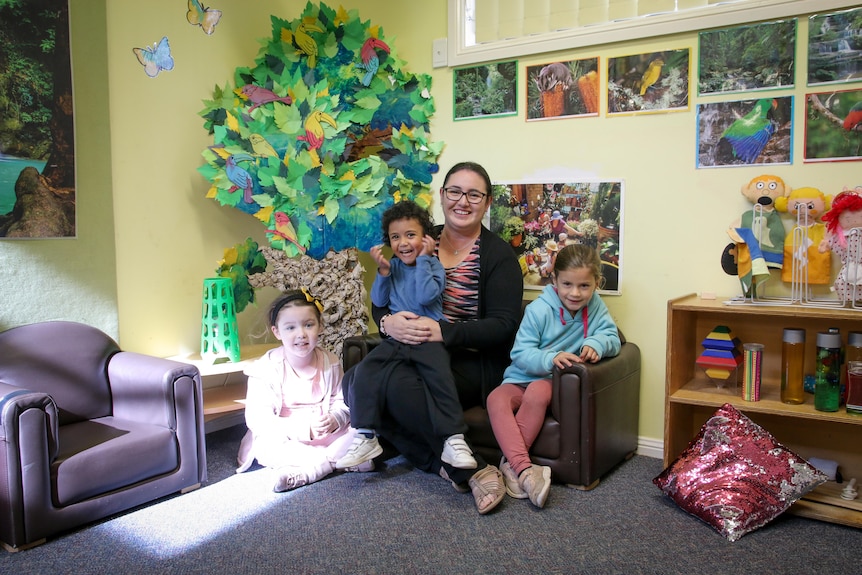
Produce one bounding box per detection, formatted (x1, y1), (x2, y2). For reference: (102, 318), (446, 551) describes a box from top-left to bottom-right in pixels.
(0, 0), (75, 238)
(808, 7), (862, 86)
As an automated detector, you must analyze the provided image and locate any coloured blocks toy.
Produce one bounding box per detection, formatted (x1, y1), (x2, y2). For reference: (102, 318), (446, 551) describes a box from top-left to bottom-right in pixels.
(696, 325), (742, 386)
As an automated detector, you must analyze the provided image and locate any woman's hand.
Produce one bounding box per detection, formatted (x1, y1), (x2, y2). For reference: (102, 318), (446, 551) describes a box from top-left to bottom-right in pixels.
(385, 311), (441, 344)
(552, 351), (582, 370)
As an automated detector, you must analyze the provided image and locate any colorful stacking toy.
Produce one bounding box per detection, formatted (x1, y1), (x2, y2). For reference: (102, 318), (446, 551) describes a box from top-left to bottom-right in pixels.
(696, 325), (742, 383)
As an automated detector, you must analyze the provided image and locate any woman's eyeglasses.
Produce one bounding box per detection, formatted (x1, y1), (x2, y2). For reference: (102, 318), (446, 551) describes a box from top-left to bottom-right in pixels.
(442, 187), (487, 204)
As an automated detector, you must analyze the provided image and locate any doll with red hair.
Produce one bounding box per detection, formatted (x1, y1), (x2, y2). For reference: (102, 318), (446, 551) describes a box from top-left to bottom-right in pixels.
(819, 187), (862, 302)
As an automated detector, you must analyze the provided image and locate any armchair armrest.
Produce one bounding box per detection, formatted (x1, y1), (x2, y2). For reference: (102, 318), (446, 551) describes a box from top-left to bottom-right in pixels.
(0, 380), (60, 466)
(342, 334), (381, 372)
(108, 352), (202, 429)
(550, 342), (641, 421)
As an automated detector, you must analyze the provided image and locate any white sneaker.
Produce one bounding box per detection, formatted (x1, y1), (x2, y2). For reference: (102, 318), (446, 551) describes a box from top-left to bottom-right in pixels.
(345, 460), (375, 473)
(335, 435), (383, 469)
(441, 434), (477, 469)
(519, 464), (551, 509)
(500, 457), (528, 499)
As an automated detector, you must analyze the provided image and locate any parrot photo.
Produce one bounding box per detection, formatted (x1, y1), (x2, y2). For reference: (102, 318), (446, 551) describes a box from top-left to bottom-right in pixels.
(357, 37), (390, 86)
(844, 101), (862, 132)
(717, 98), (778, 164)
(639, 58), (664, 96)
(225, 154), (255, 204)
(238, 85), (292, 112)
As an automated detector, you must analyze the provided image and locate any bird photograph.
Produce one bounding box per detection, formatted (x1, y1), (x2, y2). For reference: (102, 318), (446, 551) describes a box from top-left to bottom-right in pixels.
(804, 88), (862, 162)
(607, 49), (689, 114)
(696, 97), (792, 168)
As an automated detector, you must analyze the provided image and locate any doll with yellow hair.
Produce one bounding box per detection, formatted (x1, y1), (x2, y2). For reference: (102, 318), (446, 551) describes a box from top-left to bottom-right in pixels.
(775, 186), (833, 286)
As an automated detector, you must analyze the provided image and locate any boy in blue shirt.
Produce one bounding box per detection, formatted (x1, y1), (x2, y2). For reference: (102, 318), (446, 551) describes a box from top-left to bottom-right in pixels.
(336, 200), (476, 470)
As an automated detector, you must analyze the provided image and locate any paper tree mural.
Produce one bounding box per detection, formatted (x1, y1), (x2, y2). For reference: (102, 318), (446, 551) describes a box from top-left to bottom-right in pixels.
(197, 2), (442, 310)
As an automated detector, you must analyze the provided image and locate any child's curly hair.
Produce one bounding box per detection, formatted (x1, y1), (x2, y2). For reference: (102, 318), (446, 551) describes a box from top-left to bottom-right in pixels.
(380, 200), (436, 246)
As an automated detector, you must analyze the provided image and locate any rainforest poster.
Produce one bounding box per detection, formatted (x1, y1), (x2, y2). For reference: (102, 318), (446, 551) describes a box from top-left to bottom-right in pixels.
(0, 0), (75, 238)
(698, 19), (796, 96)
(454, 60), (518, 120)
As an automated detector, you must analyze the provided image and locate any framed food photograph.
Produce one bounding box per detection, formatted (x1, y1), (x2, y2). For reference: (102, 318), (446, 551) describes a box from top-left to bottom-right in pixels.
(489, 180), (623, 294)
(804, 89), (862, 163)
(696, 96), (794, 168)
(607, 49), (690, 115)
(526, 57), (600, 121)
(808, 7), (862, 86)
(698, 19), (796, 96)
(454, 60), (518, 121)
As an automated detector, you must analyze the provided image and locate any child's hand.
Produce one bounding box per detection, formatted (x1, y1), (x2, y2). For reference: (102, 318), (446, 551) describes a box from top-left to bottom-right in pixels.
(310, 413), (338, 439)
(420, 234), (437, 257)
(580, 345), (600, 363)
(370, 245), (391, 276)
(553, 351), (582, 370)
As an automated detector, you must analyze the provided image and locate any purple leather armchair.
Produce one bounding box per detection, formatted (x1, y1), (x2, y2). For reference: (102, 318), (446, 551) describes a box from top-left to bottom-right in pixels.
(0, 321), (207, 551)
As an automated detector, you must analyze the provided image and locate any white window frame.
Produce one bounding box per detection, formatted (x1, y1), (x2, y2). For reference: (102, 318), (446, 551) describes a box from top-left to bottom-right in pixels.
(447, 0), (862, 67)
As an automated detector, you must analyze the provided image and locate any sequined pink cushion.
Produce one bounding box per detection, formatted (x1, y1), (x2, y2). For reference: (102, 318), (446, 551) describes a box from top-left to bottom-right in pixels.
(653, 403), (827, 542)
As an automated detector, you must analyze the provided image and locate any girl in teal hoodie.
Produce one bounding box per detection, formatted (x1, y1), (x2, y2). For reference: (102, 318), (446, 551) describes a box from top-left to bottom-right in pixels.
(487, 244), (620, 508)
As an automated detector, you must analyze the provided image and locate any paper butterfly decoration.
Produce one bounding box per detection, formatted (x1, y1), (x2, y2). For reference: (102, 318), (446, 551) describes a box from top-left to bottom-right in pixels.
(187, 0), (222, 35)
(133, 36), (174, 78)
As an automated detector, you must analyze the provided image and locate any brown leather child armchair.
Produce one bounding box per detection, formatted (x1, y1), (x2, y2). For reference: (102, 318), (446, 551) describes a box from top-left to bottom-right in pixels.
(342, 323), (640, 490)
(0, 321), (207, 551)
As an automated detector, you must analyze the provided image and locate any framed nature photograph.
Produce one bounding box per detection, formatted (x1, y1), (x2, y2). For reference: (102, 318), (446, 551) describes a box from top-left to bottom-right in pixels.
(696, 97), (793, 168)
(454, 60), (518, 120)
(489, 180), (623, 294)
(0, 0), (75, 238)
(698, 19), (796, 96)
(808, 7), (862, 86)
(607, 49), (690, 115)
(804, 89), (862, 163)
(526, 58), (600, 121)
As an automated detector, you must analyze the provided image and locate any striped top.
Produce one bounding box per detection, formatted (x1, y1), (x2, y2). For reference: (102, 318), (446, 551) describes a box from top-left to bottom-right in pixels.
(437, 238), (480, 323)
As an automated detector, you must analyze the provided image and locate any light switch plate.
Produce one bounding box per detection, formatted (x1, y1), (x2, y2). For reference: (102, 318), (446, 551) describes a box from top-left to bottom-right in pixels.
(432, 38), (447, 68)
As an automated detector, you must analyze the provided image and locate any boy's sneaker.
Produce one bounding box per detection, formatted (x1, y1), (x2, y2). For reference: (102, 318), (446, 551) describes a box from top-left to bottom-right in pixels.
(519, 464), (552, 509)
(500, 457), (528, 499)
(335, 435), (383, 469)
(441, 434), (478, 469)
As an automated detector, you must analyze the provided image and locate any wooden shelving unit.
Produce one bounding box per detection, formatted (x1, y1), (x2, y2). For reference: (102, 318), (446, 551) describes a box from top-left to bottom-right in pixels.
(170, 343), (278, 433)
(665, 293), (862, 528)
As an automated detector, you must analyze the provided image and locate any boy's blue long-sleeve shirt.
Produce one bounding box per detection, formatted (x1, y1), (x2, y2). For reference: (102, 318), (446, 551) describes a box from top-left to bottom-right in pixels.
(371, 255), (446, 321)
(502, 284), (620, 384)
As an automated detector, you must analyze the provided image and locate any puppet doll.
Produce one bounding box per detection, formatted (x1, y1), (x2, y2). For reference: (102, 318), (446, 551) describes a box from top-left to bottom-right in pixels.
(722, 175), (790, 297)
(819, 187), (862, 302)
(775, 186), (832, 287)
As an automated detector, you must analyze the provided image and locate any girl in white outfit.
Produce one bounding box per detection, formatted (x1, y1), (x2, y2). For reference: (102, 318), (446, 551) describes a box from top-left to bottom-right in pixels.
(237, 288), (371, 492)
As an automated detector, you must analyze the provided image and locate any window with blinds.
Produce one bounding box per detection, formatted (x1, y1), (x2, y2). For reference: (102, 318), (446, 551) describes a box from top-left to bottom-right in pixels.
(448, 0), (861, 66)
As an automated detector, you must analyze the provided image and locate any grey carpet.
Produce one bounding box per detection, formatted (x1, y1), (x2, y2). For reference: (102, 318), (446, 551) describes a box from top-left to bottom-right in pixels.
(1, 423), (858, 575)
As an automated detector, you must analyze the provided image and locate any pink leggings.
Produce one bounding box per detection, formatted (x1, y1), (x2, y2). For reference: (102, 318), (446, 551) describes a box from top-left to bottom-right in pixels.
(486, 379), (552, 476)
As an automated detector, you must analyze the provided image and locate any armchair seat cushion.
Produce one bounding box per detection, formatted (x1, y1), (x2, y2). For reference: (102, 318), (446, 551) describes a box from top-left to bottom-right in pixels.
(53, 417), (178, 507)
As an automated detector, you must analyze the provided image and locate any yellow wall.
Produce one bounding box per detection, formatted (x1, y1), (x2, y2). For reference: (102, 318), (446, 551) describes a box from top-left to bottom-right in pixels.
(0, 0), (117, 336)
(3, 0), (859, 446)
